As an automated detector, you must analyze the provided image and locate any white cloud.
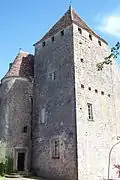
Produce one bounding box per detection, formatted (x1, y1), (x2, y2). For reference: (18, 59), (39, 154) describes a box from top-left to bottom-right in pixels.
(96, 8), (120, 38)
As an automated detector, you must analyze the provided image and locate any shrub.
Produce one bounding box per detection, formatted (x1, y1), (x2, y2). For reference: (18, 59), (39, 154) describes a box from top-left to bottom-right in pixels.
(0, 140), (13, 176)
(5, 157), (13, 174)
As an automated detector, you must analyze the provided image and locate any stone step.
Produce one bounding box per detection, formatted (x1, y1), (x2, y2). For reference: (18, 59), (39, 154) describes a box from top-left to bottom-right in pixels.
(5, 171), (33, 178)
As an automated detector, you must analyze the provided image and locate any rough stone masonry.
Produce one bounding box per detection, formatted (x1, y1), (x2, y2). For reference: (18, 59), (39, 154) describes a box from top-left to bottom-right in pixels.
(0, 5), (120, 180)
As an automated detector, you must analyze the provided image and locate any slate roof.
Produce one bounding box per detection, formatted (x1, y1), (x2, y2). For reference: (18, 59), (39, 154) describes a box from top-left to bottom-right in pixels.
(34, 6), (108, 46)
(3, 51), (34, 80)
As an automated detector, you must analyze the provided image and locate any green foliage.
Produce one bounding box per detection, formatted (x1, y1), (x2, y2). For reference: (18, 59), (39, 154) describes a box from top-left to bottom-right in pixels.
(97, 41), (120, 71)
(0, 162), (5, 176)
(0, 140), (7, 163)
(5, 157), (13, 174)
(0, 140), (13, 176)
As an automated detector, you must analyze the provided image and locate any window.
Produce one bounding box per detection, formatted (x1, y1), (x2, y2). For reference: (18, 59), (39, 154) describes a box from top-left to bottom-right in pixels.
(81, 84), (84, 89)
(23, 126), (27, 133)
(40, 108), (46, 124)
(43, 41), (45, 47)
(89, 34), (92, 41)
(9, 63), (13, 69)
(49, 72), (55, 80)
(87, 103), (93, 121)
(101, 91), (104, 95)
(52, 36), (54, 42)
(61, 30), (64, 36)
(88, 87), (91, 91)
(98, 40), (101, 46)
(78, 28), (82, 34)
(95, 89), (98, 93)
(81, 58), (84, 62)
(52, 139), (60, 159)
(108, 94), (110, 97)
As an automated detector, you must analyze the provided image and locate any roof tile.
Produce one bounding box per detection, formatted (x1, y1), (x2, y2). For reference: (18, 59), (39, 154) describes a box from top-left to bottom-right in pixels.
(3, 51), (34, 80)
(34, 6), (108, 46)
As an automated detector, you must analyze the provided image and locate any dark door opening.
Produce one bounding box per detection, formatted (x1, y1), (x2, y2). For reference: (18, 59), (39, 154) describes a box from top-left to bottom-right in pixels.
(17, 152), (25, 171)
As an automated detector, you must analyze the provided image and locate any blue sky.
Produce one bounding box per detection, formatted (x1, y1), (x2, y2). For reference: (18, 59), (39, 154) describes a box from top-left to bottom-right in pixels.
(0, 0), (120, 79)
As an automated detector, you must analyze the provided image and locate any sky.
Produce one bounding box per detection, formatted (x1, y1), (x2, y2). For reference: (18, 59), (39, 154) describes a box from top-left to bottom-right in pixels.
(0, 0), (120, 79)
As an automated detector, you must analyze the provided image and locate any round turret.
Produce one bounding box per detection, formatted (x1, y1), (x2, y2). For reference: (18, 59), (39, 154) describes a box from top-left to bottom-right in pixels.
(0, 51), (34, 172)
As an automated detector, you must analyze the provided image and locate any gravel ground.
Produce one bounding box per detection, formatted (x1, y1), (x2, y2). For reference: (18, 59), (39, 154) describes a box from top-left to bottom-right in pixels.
(4, 177), (45, 180)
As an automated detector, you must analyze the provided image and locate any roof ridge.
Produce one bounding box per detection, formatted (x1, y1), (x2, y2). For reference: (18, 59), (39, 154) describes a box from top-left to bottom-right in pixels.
(34, 7), (72, 46)
(34, 7), (108, 46)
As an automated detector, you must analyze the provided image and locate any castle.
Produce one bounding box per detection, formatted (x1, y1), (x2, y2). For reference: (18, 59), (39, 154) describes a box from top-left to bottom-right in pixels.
(0, 6), (120, 180)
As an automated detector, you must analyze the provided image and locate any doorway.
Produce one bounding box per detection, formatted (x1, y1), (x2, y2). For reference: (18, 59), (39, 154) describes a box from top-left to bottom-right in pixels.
(17, 152), (25, 171)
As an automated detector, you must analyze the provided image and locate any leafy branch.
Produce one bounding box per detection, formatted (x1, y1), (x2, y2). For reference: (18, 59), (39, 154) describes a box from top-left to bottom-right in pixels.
(97, 42), (120, 71)
(114, 164), (120, 178)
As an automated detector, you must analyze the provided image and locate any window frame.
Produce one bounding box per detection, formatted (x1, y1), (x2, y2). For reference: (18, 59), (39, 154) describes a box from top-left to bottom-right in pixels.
(49, 72), (56, 80)
(87, 103), (93, 121)
(39, 108), (46, 124)
(52, 139), (60, 159)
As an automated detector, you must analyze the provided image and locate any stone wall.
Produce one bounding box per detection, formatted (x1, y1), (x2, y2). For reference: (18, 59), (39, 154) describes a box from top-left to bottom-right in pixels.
(73, 23), (120, 180)
(0, 77), (33, 171)
(0, 83), (2, 139)
(33, 25), (77, 180)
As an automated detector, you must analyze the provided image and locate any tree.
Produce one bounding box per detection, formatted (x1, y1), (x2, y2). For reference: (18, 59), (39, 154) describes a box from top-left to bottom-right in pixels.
(97, 42), (120, 71)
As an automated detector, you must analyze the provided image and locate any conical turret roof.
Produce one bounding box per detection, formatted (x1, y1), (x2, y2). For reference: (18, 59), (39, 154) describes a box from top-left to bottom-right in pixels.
(34, 6), (107, 45)
(3, 51), (34, 80)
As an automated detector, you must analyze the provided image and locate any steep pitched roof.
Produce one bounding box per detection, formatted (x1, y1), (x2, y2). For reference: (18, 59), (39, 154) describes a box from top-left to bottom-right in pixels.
(34, 6), (108, 46)
(2, 51), (34, 80)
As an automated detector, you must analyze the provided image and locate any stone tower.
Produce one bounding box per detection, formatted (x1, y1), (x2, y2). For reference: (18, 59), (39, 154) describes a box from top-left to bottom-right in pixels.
(0, 51), (34, 172)
(1, 6), (120, 180)
(33, 6), (120, 180)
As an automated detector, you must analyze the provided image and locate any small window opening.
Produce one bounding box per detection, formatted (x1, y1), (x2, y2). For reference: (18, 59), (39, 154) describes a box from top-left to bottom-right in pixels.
(81, 58), (84, 62)
(52, 140), (60, 159)
(89, 34), (92, 41)
(101, 91), (104, 95)
(88, 87), (91, 91)
(98, 40), (101, 46)
(95, 89), (98, 93)
(9, 63), (13, 69)
(40, 108), (46, 124)
(23, 126), (27, 133)
(78, 28), (82, 34)
(52, 72), (55, 80)
(61, 30), (64, 36)
(52, 36), (54, 42)
(87, 103), (93, 121)
(49, 72), (55, 80)
(43, 41), (45, 47)
(81, 84), (84, 89)
(108, 94), (110, 97)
